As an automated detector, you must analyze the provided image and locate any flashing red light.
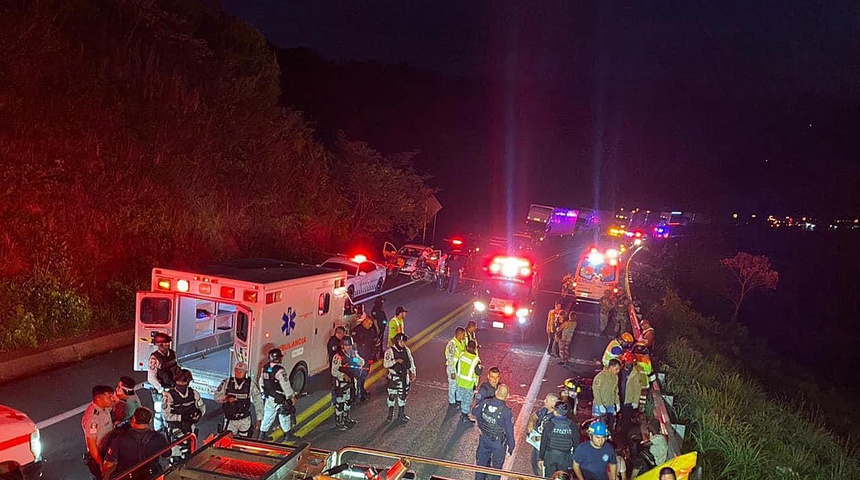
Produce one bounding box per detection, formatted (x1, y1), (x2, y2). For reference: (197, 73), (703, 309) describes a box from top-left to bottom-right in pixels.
(351, 254), (368, 263)
(489, 256), (533, 278)
(452, 239), (463, 246)
(220, 286), (236, 299)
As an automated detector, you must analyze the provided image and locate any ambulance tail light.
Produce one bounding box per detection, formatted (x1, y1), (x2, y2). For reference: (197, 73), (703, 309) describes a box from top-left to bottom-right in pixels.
(157, 278), (171, 291)
(198, 284), (212, 294)
(613, 287), (619, 294)
(220, 286), (235, 299)
(176, 279), (190, 293)
(243, 290), (258, 303)
(572, 282), (577, 288)
(452, 239), (463, 246)
(515, 307), (529, 318)
(30, 428), (42, 460)
(503, 305), (515, 316)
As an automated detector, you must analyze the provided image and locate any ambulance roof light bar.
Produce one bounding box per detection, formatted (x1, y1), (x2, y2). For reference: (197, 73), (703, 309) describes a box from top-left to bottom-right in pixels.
(488, 256), (532, 278)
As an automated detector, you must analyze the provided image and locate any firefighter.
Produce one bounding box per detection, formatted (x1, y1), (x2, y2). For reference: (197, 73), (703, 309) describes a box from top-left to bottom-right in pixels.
(592, 359), (622, 434)
(602, 333), (634, 367)
(598, 290), (616, 334)
(259, 348), (297, 440)
(538, 401), (576, 478)
(614, 292), (631, 335)
(383, 332), (416, 422)
(147, 332), (181, 432)
(162, 369), (205, 441)
(215, 362), (263, 438)
(445, 327), (467, 406)
(455, 341), (482, 423)
(331, 337), (364, 430)
(472, 384), (515, 480)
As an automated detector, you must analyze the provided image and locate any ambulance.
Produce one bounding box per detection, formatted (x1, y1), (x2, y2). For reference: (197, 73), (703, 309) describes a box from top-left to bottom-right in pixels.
(0, 405), (42, 478)
(571, 246), (622, 303)
(133, 259), (350, 399)
(471, 255), (537, 339)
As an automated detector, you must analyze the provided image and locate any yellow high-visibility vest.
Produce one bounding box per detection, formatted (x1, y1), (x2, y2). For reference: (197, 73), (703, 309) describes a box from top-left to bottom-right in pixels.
(456, 351), (480, 389)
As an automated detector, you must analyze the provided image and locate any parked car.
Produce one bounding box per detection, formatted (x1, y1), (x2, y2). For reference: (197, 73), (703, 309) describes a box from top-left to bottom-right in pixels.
(320, 255), (387, 298)
(382, 243), (440, 276)
(0, 405), (42, 478)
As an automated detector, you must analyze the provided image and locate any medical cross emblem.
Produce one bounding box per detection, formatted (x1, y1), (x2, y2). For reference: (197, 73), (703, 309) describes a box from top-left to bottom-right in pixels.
(281, 307), (296, 336)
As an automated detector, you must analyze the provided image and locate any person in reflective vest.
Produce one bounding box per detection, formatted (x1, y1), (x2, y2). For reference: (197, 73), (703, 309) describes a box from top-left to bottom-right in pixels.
(215, 362), (263, 438)
(472, 384), (515, 480)
(258, 348), (297, 440)
(445, 327), (467, 406)
(538, 402), (576, 477)
(465, 320), (479, 350)
(388, 306), (407, 347)
(602, 332), (634, 367)
(331, 337), (364, 431)
(639, 318), (655, 349)
(162, 369), (205, 440)
(147, 332), (181, 432)
(455, 341), (482, 422)
(383, 333), (416, 422)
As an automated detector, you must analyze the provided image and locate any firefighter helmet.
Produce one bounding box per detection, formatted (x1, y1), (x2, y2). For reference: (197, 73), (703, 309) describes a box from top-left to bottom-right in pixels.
(268, 348), (284, 362)
(587, 420), (608, 437)
(621, 332), (634, 343)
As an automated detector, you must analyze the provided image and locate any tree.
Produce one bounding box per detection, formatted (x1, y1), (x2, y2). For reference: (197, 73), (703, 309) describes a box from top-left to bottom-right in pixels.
(720, 252), (779, 322)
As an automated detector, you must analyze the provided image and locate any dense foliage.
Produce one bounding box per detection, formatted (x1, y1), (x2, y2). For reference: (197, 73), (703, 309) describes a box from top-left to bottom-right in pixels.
(0, 0), (432, 350)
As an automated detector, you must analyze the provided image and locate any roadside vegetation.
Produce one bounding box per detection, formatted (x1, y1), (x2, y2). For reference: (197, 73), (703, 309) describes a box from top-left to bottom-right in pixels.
(0, 0), (433, 350)
(632, 237), (860, 479)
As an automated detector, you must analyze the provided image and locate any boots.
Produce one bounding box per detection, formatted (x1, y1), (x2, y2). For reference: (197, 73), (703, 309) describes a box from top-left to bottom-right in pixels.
(386, 407), (395, 422)
(335, 415), (348, 431)
(398, 406), (410, 422)
(344, 414), (358, 427)
(461, 413), (475, 423)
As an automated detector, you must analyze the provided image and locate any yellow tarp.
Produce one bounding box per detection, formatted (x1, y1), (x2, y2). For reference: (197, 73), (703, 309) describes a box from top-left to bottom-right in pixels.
(633, 452), (698, 480)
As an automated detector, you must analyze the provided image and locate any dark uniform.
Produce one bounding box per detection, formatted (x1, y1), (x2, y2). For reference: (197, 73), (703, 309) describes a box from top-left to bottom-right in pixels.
(371, 300), (388, 357)
(539, 412), (576, 476)
(259, 356), (296, 436)
(215, 366), (263, 438)
(352, 323), (378, 400)
(147, 333), (181, 432)
(472, 397), (515, 480)
(477, 381), (497, 402)
(103, 428), (168, 479)
(163, 385), (204, 438)
(383, 333), (416, 422)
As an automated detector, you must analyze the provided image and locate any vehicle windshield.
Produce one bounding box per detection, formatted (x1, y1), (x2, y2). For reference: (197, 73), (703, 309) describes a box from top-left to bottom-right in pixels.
(398, 246), (425, 258)
(577, 258), (617, 282)
(481, 279), (531, 300)
(321, 261), (358, 276)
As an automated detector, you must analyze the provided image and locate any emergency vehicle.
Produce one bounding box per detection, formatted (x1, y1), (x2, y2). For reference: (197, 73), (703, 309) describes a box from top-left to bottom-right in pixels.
(571, 246), (623, 303)
(133, 259), (349, 399)
(471, 255), (536, 339)
(0, 405), (42, 478)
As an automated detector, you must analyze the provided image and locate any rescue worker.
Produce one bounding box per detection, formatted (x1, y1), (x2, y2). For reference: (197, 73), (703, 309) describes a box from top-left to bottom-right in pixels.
(102, 407), (169, 480)
(465, 320), (480, 350)
(546, 302), (563, 356)
(371, 297), (388, 356)
(556, 311), (578, 366)
(215, 362), (263, 438)
(477, 367), (501, 402)
(614, 293), (630, 335)
(455, 341), (482, 422)
(526, 393), (558, 476)
(162, 369), (205, 440)
(82, 385), (115, 479)
(620, 362), (649, 439)
(572, 421), (617, 480)
(538, 401), (576, 478)
(113, 376), (142, 425)
(383, 332), (416, 422)
(352, 314), (379, 401)
(259, 348), (298, 440)
(639, 319), (655, 349)
(592, 359), (622, 434)
(472, 384), (515, 480)
(598, 290), (616, 335)
(445, 327), (467, 406)
(388, 306), (407, 347)
(327, 326), (347, 365)
(147, 332), (181, 432)
(602, 333), (634, 367)
(331, 337), (364, 430)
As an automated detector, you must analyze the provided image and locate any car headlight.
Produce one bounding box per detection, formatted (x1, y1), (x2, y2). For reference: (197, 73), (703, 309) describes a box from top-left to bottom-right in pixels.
(503, 305), (515, 316)
(515, 308), (530, 318)
(30, 428), (42, 460)
(474, 301), (487, 312)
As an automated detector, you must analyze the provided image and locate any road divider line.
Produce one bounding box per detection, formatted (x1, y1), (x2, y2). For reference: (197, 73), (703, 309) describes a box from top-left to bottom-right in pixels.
(288, 302), (471, 439)
(502, 351), (551, 472)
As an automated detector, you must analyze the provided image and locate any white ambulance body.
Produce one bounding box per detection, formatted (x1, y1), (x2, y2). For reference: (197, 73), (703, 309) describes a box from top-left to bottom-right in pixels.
(133, 259), (349, 399)
(0, 405), (42, 478)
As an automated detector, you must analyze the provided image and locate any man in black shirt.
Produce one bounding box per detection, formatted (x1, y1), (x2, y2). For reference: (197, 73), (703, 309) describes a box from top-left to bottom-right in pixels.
(352, 315), (379, 401)
(327, 326), (347, 366)
(102, 407), (168, 480)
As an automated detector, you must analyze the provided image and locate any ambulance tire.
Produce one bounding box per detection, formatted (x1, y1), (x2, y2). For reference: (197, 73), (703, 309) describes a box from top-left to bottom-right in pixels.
(290, 363), (308, 394)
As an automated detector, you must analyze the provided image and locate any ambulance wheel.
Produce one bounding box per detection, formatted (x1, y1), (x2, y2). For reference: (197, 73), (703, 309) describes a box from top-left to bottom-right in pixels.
(290, 363), (308, 394)
(375, 278), (384, 293)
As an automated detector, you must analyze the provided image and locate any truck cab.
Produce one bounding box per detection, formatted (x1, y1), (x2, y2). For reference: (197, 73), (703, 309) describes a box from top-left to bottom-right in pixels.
(471, 256), (536, 340)
(0, 405), (42, 478)
(134, 259), (349, 398)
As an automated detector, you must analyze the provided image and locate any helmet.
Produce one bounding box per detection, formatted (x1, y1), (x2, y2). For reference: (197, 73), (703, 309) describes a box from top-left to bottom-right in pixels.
(268, 348), (284, 362)
(621, 332), (634, 343)
(341, 336), (354, 347)
(393, 333), (408, 345)
(174, 369), (193, 384)
(234, 362), (248, 373)
(587, 420), (608, 437)
(550, 471), (572, 480)
(152, 332), (172, 345)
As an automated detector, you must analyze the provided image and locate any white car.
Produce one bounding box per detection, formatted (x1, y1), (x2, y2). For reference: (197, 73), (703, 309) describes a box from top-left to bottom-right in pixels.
(320, 255), (387, 298)
(0, 405), (42, 478)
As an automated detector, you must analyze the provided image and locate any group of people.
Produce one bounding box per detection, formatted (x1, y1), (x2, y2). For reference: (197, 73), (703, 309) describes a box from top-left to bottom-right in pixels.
(428, 248), (465, 293)
(546, 301), (579, 366)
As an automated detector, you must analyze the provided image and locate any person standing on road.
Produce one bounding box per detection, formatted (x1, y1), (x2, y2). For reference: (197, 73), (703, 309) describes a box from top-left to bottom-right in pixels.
(557, 311), (578, 366)
(384, 333), (416, 422)
(162, 369), (205, 441)
(437, 253), (449, 290)
(371, 297), (388, 356)
(352, 315), (379, 401)
(215, 362), (263, 438)
(327, 326), (347, 366)
(598, 290), (616, 335)
(546, 302), (563, 356)
(113, 376), (142, 425)
(147, 332), (181, 432)
(455, 341), (482, 423)
(102, 407), (169, 480)
(259, 348), (298, 440)
(477, 367), (501, 402)
(447, 254), (463, 293)
(466, 320), (480, 351)
(538, 401), (576, 478)
(472, 384), (515, 480)
(82, 385), (116, 479)
(445, 327), (467, 406)
(388, 306), (407, 347)
(526, 393), (558, 476)
(331, 337), (364, 430)
(619, 362), (649, 439)
(592, 359), (622, 434)
(572, 421), (617, 480)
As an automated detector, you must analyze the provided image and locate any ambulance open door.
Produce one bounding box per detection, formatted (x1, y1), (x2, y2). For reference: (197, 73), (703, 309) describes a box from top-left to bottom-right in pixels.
(134, 292), (176, 372)
(232, 305), (252, 374)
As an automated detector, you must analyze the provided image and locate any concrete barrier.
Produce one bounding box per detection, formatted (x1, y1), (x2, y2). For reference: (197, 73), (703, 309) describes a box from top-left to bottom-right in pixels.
(0, 327), (134, 385)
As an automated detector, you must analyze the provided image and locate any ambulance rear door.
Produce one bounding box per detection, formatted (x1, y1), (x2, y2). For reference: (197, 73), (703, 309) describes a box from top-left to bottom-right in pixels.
(134, 292), (176, 372)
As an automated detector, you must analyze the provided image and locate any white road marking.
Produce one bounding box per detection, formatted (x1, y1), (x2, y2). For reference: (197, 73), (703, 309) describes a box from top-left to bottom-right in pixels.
(411, 379), (528, 405)
(503, 351), (550, 472)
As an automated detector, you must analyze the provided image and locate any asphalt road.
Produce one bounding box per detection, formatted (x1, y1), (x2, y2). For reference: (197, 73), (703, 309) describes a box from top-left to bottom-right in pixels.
(0, 238), (618, 479)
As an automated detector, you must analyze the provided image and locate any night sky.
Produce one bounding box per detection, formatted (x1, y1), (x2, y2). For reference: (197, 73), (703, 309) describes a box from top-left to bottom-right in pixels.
(225, 1), (860, 222)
